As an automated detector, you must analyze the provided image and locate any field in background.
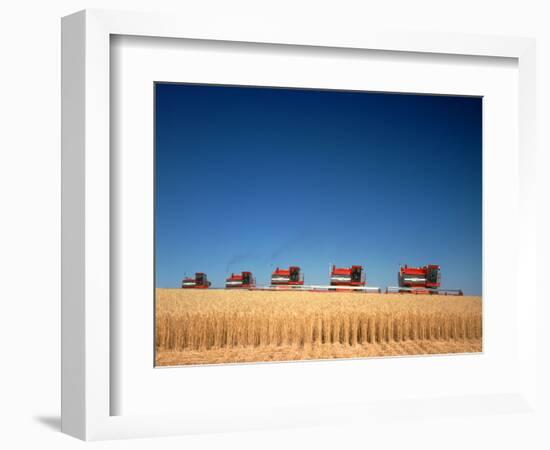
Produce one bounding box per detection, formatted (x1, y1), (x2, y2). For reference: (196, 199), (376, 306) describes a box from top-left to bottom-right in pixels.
(155, 289), (482, 366)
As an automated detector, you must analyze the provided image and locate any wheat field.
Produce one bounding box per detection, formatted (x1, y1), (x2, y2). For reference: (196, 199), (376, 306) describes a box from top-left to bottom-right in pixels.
(155, 288), (482, 366)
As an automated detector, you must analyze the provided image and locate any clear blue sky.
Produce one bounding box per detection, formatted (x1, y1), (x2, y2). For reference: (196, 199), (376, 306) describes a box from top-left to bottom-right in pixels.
(155, 83), (482, 295)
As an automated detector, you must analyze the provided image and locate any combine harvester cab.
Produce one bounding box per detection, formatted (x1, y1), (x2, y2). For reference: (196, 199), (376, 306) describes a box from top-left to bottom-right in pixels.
(386, 264), (463, 295)
(225, 271), (256, 289)
(327, 264), (381, 293)
(181, 272), (211, 289)
(270, 266), (304, 288)
(330, 265), (365, 287)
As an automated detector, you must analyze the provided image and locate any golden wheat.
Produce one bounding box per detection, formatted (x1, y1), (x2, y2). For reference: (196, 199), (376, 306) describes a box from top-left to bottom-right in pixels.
(155, 288), (482, 365)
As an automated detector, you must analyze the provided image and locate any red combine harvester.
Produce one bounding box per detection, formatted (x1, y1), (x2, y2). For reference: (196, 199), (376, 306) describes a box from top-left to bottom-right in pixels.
(270, 266), (304, 287)
(330, 265), (365, 286)
(181, 272), (211, 289)
(225, 271), (255, 289)
(386, 264), (463, 295)
(400, 264), (440, 291)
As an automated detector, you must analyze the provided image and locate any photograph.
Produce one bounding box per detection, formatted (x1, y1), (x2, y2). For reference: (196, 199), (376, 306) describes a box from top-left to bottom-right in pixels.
(154, 83), (482, 367)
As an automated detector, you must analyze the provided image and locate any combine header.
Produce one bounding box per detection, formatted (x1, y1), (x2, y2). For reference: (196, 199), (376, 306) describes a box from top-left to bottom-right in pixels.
(270, 266), (304, 287)
(386, 264), (463, 295)
(225, 271), (255, 289)
(181, 272), (211, 289)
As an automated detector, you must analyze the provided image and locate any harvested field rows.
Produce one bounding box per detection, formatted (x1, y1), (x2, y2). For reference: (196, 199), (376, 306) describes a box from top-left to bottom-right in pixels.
(155, 289), (482, 366)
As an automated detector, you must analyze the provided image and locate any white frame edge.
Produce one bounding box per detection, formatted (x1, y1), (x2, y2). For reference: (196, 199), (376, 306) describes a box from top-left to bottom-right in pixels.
(61, 9), (537, 441)
(61, 10), (86, 440)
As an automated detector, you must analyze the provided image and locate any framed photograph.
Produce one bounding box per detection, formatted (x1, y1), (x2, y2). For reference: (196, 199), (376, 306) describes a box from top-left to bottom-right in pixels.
(153, 83), (482, 368)
(62, 9), (537, 441)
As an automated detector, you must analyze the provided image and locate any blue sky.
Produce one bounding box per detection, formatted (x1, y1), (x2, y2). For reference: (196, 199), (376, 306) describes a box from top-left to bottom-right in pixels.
(155, 83), (482, 295)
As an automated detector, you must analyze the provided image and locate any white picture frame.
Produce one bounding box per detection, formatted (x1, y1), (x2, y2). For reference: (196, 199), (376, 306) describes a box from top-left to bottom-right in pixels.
(61, 9), (537, 441)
